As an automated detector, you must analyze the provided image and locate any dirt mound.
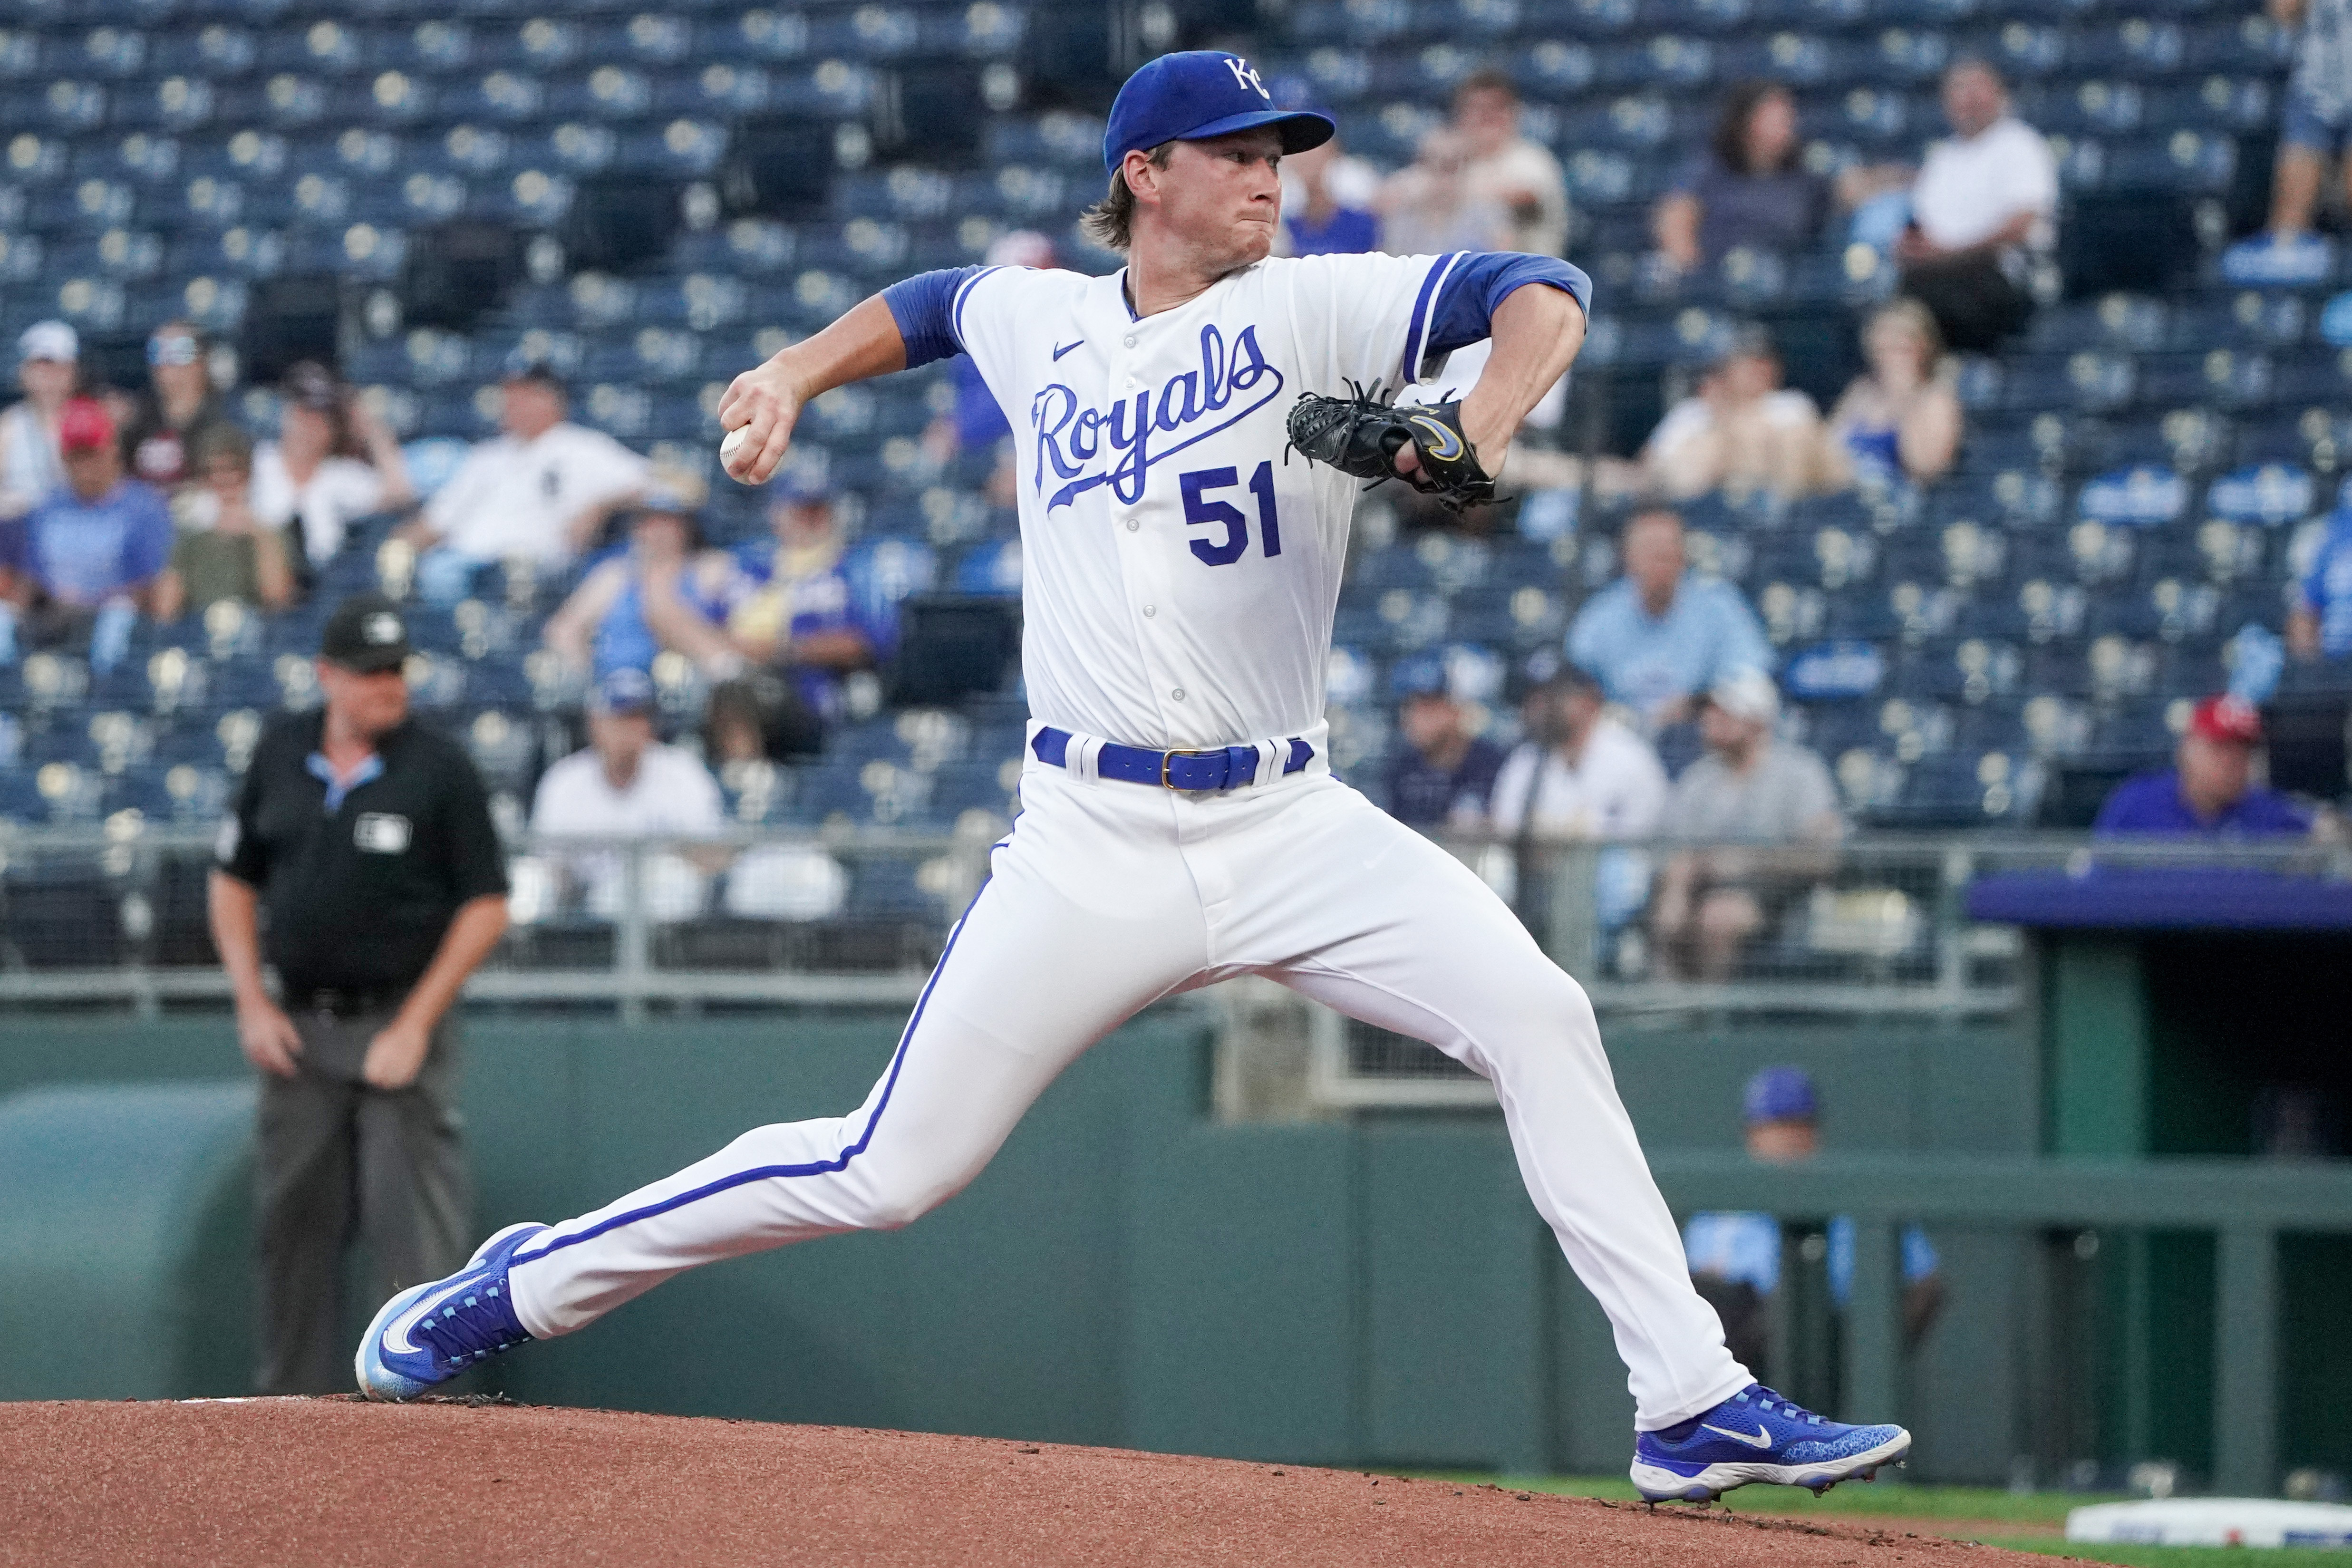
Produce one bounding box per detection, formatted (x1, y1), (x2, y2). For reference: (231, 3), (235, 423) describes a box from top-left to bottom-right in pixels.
(0, 1398), (2049, 1567)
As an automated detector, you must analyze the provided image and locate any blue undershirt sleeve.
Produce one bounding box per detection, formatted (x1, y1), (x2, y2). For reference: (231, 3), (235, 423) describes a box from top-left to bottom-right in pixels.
(881, 267), (985, 369)
(1421, 252), (1593, 362)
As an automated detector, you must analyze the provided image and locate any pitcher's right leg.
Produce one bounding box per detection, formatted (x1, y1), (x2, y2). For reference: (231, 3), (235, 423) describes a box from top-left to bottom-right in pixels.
(501, 774), (1206, 1341)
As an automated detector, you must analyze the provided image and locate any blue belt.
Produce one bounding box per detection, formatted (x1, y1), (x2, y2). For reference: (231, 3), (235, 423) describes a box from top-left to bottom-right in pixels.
(1031, 727), (1313, 792)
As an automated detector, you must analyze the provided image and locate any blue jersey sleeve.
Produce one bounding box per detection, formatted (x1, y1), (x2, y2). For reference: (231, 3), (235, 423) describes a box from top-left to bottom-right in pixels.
(880, 267), (988, 370)
(1422, 252), (1594, 360)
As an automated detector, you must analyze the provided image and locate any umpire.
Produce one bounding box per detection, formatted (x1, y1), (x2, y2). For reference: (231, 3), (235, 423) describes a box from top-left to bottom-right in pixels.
(208, 591), (511, 1394)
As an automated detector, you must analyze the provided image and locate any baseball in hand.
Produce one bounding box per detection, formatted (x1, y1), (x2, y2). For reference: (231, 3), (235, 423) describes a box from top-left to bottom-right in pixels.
(720, 426), (754, 480)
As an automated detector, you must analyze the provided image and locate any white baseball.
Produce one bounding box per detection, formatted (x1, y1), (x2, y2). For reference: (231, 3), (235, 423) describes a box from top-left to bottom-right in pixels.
(719, 425), (754, 480)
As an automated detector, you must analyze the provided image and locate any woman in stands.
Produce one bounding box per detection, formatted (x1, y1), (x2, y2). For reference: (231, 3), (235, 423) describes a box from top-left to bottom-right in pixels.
(151, 425), (298, 622)
(1653, 83), (1832, 273)
(1825, 299), (1963, 491)
(251, 361), (414, 579)
(541, 477), (738, 686)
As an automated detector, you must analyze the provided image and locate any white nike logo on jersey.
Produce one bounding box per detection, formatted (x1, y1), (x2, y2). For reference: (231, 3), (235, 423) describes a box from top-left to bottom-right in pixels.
(1700, 1423), (1776, 1449)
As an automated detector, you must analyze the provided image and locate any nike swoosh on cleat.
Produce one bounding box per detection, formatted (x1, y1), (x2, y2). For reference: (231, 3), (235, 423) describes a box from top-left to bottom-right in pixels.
(1700, 1423), (1776, 1449)
(1052, 339), (1084, 360)
(382, 1277), (474, 1356)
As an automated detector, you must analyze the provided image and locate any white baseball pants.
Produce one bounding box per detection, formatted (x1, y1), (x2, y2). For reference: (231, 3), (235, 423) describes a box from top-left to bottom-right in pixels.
(505, 752), (1751, 1428)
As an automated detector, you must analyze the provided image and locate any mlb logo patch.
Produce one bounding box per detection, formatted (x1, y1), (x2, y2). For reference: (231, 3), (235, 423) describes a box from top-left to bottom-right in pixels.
(354, 812), (413, 853)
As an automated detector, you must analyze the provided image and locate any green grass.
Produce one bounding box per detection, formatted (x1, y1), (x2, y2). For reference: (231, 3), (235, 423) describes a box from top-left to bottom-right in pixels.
(1405, 1474), (2352, 1566)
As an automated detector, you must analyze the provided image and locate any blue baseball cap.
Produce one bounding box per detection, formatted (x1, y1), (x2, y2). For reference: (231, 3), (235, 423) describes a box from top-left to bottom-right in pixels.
(1103, 51), (1335, 175)
(1743, 1065), (1818, 1126)
(1391, 655), (1448, 700)
(769, 462), (830, 505)
(593, 666), (658, 716)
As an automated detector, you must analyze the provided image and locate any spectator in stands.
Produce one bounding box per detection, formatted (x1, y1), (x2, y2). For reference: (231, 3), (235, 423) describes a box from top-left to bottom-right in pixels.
(153, 425), (297, 623)
(1452, 69), (1569, 259)
(2289, 489), (2352, 661)
(1654, 83), (1834, 274)
(0, 320), (79, 520)
(717, 469), (885, 726)
(1378, 127), (1511, 257)
(119, 320), (238, 494)
(252, 361), (414, 578)
(1642, 325), (1839, 502)
(1684, 1066), (1944, 1381)
(1384, 663), (1509, 828)
(1491, 665), (1669, 840)
(399, 362), (647, 602)
(1568, 508), (1774, 730)
(1280, 133), (1380, 257)
(530, 667), (730, 918)
(2238, 0), (2352, 257)
(1651, 671), (1844, 980)
(1825, 299), (1964, 491)
(2093, 696), (2318, 838)
(0, 397), (171, 672)
(542, 475), (740, 685)
(1896, 59), (2057, 354)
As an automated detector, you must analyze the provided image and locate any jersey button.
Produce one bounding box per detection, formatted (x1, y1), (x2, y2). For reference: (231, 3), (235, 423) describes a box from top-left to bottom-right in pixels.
(1142, 605), (1155, 617)
(1125, 519), (1139, 532)
(1123, 335), (1137, 347)
(1170, 688), (1185, 701)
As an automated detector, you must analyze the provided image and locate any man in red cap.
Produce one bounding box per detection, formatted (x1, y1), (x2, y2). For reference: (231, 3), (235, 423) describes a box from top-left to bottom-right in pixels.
(2093, 695), (2318, 837)
(0, 395), (173, 670)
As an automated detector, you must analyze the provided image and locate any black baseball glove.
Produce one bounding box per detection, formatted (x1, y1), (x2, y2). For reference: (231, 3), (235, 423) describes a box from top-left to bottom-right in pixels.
(1285, 381), (1499, 511)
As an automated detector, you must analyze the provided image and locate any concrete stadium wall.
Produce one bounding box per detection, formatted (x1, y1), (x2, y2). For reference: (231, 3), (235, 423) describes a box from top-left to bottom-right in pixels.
(9, 1007), (2335, 1484)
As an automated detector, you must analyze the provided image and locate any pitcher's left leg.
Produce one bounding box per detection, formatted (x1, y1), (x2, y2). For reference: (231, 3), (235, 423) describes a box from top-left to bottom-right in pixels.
(1231, 784), (1748, 1429)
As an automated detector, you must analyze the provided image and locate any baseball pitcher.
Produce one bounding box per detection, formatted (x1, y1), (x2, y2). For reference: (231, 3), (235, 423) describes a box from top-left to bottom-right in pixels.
(358, 50), (1907, 1502)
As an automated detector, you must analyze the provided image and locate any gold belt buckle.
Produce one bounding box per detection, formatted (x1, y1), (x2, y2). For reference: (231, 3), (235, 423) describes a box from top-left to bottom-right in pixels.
(1160, 749), (1216, 790)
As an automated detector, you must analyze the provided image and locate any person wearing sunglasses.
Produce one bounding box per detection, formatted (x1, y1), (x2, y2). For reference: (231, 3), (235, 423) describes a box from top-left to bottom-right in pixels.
(120, 319), (238, 493)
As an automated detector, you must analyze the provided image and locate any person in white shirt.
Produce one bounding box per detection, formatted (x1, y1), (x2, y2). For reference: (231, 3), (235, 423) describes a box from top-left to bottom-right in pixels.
(1491, 666), (1670, 842)
(1643, 326), (1838, 501)
(0, 321), (78, 520)
(528, 668), (728, 919)
(1895, 59), (2057, 353)
(251, 361), (414, 575)
(401, 362), (648, 602)
(1453, 69), (1569, 259)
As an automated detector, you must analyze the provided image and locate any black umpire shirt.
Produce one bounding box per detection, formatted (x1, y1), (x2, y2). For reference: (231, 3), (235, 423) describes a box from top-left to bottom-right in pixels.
(217, 710), (509, 998)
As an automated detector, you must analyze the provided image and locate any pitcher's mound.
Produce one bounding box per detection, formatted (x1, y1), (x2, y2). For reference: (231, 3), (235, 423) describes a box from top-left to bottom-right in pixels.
(1, 1397), (2041, 1567)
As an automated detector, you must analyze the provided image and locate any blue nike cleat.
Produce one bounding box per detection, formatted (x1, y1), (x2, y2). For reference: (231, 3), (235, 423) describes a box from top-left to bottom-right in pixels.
(355, 1221), (546, 1401)
(1629, 1384), (1910, 1502)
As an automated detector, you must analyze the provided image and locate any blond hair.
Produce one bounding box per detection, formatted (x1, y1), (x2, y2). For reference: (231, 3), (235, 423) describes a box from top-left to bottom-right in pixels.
(1078, 142), (1174, 254)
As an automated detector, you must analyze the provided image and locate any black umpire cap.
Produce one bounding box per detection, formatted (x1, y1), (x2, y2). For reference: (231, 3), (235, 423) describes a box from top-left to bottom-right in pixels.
(319, 592), (413, 673)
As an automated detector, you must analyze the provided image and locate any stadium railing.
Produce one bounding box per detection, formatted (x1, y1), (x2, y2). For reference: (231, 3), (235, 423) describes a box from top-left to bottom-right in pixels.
(1, 825), (2340, 1023)
(1647, 1152), (2352, 1498)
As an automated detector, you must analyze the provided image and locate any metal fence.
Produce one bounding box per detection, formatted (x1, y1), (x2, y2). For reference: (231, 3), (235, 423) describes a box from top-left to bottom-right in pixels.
(1647, 1152), (2352, 1496)
(0, 820), (2343, 1031)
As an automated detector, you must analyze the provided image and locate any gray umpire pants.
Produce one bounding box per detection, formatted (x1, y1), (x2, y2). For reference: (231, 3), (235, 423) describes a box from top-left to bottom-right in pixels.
(254, 1005), (472, 1396)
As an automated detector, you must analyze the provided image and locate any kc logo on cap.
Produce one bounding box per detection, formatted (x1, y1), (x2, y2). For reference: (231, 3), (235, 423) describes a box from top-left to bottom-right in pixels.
(1102, 50), (1334, 174)
(364, 612), (403, 646)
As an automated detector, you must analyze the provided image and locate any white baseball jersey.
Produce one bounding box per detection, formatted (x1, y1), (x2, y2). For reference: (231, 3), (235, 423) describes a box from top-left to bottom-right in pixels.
(951, 253), (1472, 750)
(496, 246), (1757, 1435)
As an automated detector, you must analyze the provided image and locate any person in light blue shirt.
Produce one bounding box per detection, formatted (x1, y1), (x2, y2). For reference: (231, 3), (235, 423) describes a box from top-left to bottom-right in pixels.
(1682, 1066), (1943, 1383)
(1567, 507), (1773, 730)
(2289, 496), (2352, 662)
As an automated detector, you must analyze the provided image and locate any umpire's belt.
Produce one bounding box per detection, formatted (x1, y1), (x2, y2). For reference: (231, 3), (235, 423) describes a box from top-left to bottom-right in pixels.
(286, 986), (408, 1018)
(1032, 726), (1314, 792)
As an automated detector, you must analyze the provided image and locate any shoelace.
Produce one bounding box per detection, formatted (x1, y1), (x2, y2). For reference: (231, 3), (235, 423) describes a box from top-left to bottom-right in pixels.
(1742, 1385), (1830, 1428)
(413, 1278), (524, 1369)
